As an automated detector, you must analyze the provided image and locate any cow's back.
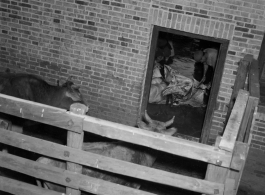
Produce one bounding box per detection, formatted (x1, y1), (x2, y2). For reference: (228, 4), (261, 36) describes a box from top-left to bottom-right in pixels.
(0, 73), (46, 102)
(0, 72), (86, 110)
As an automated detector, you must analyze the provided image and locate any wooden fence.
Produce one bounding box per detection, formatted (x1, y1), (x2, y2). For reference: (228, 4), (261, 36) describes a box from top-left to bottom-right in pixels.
(0, 55), (259, 195)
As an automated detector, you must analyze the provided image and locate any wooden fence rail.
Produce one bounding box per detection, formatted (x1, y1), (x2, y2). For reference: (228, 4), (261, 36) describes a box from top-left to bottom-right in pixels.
(0, 54), (260, 195)
(0, 94), (233, 168)
(0, 128), (224, 194)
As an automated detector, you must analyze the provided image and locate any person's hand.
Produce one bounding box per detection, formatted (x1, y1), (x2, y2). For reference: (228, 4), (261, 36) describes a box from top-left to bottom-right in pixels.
(201, 75), (206, 83)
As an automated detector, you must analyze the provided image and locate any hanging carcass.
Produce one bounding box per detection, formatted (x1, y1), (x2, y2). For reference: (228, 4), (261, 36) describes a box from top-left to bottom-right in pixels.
(161, 66), (208, 107)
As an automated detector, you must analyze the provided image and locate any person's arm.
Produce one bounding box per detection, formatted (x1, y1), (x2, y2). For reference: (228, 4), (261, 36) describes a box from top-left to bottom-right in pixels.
(195, 63), (208, 88)
(202, 63), (208, 83)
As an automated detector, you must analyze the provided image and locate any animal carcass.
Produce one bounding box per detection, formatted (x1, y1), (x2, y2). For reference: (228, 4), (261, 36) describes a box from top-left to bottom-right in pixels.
(36, 110), (177, 192)
(162, 74), (207, 107)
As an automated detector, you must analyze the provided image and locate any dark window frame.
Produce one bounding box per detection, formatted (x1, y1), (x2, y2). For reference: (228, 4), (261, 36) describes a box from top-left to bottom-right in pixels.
(139, 25), (229, 144)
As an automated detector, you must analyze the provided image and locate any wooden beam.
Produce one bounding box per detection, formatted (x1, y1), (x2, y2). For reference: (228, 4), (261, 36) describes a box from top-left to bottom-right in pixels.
(201, 41), (229, 144)
(248, 59), (260, 101)
(228, 142), (250, 195)
(224, 56), (251, 127)
(224, 178), (235, 195)
(83, 116), (233, 168)
(66, 103), (87, 195)
(219, 90), (249, 152)
(244, 107), (257, 143)
(0, 152), (156, 195)
(0, 176), (62, 195)
(205, 136), (230, 195)
(0, 94), (84, 133)
(0, 152), (224, 195)
(0, 129), (224, 194)
(237, 96), (256, 142)
(230, 142), (248, 171)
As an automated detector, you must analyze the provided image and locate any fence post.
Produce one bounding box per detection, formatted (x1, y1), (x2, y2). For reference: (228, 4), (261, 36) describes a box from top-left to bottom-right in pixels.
(66, 103), (88, 195)
(224, 55), (253, 128)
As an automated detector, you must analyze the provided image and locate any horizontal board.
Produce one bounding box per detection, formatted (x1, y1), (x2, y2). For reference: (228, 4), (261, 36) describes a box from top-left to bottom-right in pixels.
(83, 116), (233, 168)
(0, 176), (61, 195)
(0, 152), (156, 195)
(0, 129), (224, 194)
(219, 90), (249, 152)
(0, 93), (84, 133)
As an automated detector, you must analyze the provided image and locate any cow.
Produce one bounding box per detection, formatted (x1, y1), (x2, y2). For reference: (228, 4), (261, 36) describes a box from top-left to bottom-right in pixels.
(36, 110), (177, 193)
(0, 71), (88, 142)
(0, 72), (87, 110)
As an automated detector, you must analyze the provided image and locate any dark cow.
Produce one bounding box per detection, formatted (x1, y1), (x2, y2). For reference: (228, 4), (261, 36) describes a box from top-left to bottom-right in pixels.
(0, 71), (88, 141)
(0, 72), (87, 110)
(36, 111), (177, 193)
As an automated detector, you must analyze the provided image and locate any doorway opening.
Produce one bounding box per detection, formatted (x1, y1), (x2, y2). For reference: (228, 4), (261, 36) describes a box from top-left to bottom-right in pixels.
(141, 26), (229, 143)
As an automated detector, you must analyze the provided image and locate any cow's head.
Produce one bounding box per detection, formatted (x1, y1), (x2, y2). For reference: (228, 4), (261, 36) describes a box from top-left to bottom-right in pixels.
(137, 110), (177, 136)
(58, 77), (89, 111)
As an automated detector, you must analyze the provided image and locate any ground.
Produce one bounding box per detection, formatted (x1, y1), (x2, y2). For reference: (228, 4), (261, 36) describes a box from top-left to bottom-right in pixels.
(147, 103), (206, 139)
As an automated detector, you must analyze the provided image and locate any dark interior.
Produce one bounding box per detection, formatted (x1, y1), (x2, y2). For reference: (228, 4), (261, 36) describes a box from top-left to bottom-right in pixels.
(147, 31), (221, 140)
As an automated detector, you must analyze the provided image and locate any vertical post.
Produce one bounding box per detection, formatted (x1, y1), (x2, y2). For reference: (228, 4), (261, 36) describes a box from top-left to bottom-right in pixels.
(224, 55), (252, 128)
(204, 136), (235, 195)
(66, 103), (88, 195)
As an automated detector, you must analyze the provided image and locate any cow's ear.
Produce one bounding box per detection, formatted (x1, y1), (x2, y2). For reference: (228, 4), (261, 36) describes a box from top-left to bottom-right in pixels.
(71, 85), (80, 90)
(62, 81), (74, 87)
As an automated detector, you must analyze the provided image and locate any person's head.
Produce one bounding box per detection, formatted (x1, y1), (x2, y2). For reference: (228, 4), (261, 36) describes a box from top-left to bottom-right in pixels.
(194, 50), (204, 62)
(162, 44), (172, 58)
(155, 49), (163, 62)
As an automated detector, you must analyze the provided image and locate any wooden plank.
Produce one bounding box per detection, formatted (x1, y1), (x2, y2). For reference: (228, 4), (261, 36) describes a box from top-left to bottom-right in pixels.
(224, 56), (251, 127)
(201, 42), (229, 144)
(83, 115), (233, 168)
(0, 152), (156, 195)
(0, 176), (62, 195)
(230, 142), (248, 171)
(228, 111), (254, 194)
(139, 25), (159, 117)
(219, 90), (249, 152)
(232, 122), (253, 194)
(0, 129), (224, 194)
(0, 93), (84, 133)
(237, 97), (256, 142)
(244, 107), (257, 144)
(224, 178), (235, 195)
(0, 152), (224, 195)
(66, 103), (86, 195)
(228, 143), (250, 195)
(205, 137), (229, 185)
(248, 59), (260, 100)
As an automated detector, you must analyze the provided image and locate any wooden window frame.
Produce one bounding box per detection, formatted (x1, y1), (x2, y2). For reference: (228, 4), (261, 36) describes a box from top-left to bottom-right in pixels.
(140, 25), (229, 144)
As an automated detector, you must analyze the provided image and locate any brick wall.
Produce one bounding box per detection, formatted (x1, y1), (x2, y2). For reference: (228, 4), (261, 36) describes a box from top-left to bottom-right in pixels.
(0, 0), (265, 144)
(251, 106), (265, 151)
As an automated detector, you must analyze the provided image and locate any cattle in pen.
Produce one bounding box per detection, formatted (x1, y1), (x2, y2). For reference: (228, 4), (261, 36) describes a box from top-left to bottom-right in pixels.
(0, 71), (88, 137)
(36, 110), (177, 192)
(0, 72), (87, 109)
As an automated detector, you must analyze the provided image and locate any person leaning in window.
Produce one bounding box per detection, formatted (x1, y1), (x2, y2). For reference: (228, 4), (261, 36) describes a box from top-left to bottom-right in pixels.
(193, 48), (218, 88)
